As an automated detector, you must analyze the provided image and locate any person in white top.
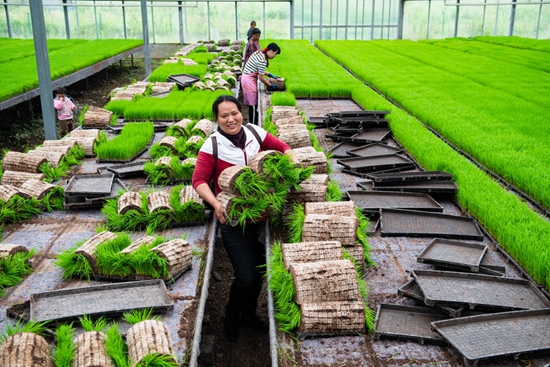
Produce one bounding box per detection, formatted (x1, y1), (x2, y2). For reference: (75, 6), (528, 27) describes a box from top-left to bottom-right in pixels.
(240, 43), (281, 125)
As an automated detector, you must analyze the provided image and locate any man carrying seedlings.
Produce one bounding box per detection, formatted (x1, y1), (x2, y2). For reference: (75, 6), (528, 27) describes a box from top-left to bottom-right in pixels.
(192, 95), (297, 342)
(241, 42), (282, 125)
(53, 87), (75, 136)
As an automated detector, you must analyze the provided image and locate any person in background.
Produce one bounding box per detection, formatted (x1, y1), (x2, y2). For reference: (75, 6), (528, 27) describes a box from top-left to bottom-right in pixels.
(241, 43), (281, 125)
(53, 87), (75, 136)
(243, 28), (261, 66)
(192, 95), (296, 342)
(246, 20), (256, 42)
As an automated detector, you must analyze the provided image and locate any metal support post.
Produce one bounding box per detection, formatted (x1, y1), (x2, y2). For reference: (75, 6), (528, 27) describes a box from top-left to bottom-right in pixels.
(426, 0), (432, 38)
(63, 0), (70, 38)
(319, 0), (323, 40)
(123, 0), (128, 39)
(397, 0), (404, 39)
(3, 0), (12, 38)
(141, 0), (151, 76)
(454, 0), (460, 37)
(179, 1), (184, 44)
(509, 0), (516, 35)
(207, 2), (211, 41)
(371, 0), (376, 39)
(235, 2), (238, 41)
(94, 0), (99, 38)
(290, 0), (294, 39)
(345, 0), (349, 39)
(30, 0), (57, 140)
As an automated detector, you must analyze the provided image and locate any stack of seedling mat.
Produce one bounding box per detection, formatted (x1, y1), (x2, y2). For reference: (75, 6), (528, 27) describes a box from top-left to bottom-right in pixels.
(346, 189), (443, 215)
(82, 106), (113, 129)
(281, 240), (365, 335)
(323, 110), (391, 143)
(328, 141), (403, 159)
(110, 81), (150, 100)
(56, 231), (193, 282)
(272, 112), (312, 149)
(374, 237), (550, 365)
(63, 172), (125, 210)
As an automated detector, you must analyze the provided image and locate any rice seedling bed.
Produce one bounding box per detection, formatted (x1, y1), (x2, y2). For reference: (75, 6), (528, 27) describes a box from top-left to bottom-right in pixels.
(95, 122), (154, 163)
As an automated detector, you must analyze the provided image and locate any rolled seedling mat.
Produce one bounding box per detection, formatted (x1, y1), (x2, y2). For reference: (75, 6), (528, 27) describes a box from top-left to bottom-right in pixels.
(0, 243), (28, 258)
(302, 214), (357, 246)
(83, 106), (113, 128)
(204, 43), (216, 52)
(277, 123), (308, 133)
(271, 106), (299, 121)
(294, 151), (328, 174)
(192, 119), (214, 137)
(248, 150), (280, 174)
(75, 231), (118, 273)
(342, 245), (365, 267)
(268, 77), (285, 90)
(147, 191), (173, 213)
(182, 157), (197, 166)
(26, 149), (64, 167)
(111, 91), (135, 100)
(1, 171), (45, 186)
(18, 179), (55, 200)
(126, 320), (176, 367)
(290, 259), (361, 304)
(119, 235), (156, 255)
(2, 151), (46, 173)
(0, 184), (27, 201)
(218, 165), (247, 195)
(118, 191), (143, 215)
(155, 156), (174, 167)
(216, 191), (239, 215)
(218, 38), (230, 46)
(186, 135), (204, 146)
(65, 137), (96, 156)
(305, 201), (356, 217)
(273, 115), (304, 128)
(278, 129), (312, 149)
(179, 185), (203, 206)
(151, 238), (193, 278)
(172, 118), (193, 133)
(300, 173), (330, 185)
(281, 241), (342, 270)
(70, 128), (100, 141)
(299, 300), (365, 336)
(42, 139), (77, 148)
(73, 331), (114, 367)
(373, 304), (447, 344)
(287, 183), (327, 204)
(0, 332), (53, 367)
(34, 144), (72, 155)
(158, 136), (179, 154)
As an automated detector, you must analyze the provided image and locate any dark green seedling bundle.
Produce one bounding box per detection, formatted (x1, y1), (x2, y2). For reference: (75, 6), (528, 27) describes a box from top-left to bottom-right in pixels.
(105, 323), (129, 367)
(53, 323), (75, 367)
(0, 195), (41, 226)
(39, 185), (64, 212)
(261, 153), (314, 191)
(165, 119), (197, 139)
(286, 202), (306, 244)
(326, 179), (343, 202)
(0, 319), (48, 343)
(102, 192), (149, 232)
(55, 239), (94, 281)
(170, 185), (205, 224)
(0, 249), (36, 297)
(144, 157), (196, 186)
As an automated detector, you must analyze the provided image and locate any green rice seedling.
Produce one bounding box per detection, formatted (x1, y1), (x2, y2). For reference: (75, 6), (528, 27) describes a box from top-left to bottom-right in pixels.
(286, 203), (305, 243)
(341, 251), (375, 331)
(136, 353), (179, 367)
(80, 315), (108, 332)
(355, 207), (373, 266)
(67, 144), (85, 162)
(79, 105), (89, 126)
(171, 186), (205, 223)
(53, 323), (75, 367)
(148, 63), (207, 82)
(271, 92), (296, 106)
(183, 136), (204, 157)
(102, 192), (148, 232)
(0, 319), (48, 343)
(95, 234), (132, 276)
(39, 161), (66, 182)
(148, 143), (177, 160)
(262, 154), (313, 191)
(40, 186), (65, 212)
(165, 120), (197, 138)
(0, 249), (36, 291)
(105, 323), (129, 367)
(191, 46), (208, 53)
(0, 196), (42, 225)
(125, 241), (170, 279)
(55, 240), (94, 281)
(144, 157), (178, 186)
(264, 181), (288, 218)
(325, 180), (343, 202)
(185, 52), (216, 65)
(123, 308), (160, 325)
(227, 195), (269, 227)
(233, 168), (268, 198)
(267, 242), (301, 332)
(96, 122), (154, 160)
(146, 207), (176, 233)
(263, 109), (278, 136)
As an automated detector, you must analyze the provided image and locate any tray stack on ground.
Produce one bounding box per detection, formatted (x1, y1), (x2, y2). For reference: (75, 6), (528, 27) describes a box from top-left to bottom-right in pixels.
(328, 141), (403, 159)
(106, 161), (146, 178)
(110, 81), (149, 100)
(367, 170), (459, 195)
(83, 106), (113, 129)
(347, 190), (444, 215)
(282, 241), (365, 336)
(374, 237), (550, 365)
(63, 173), (126, 209)
(323, 110), (391, 144)
(271, 107), (312, 149)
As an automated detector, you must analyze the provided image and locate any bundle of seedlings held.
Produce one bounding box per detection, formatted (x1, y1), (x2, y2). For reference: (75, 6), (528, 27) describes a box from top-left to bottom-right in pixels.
(0, 181), (64, 227)
(0, 320), (51, 367)
(102, 185), (205, 232)
(55, 230), (193, 281)
(0, 244), (36, 297)
(144, 156), (196, 185)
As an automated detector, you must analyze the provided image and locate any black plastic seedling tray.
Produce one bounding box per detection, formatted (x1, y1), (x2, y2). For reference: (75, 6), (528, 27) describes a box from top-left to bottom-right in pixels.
(110, 121), (170, 133)
(412, 269), (550, 311)
(373, 304), (448, 345)
(367, 170), (453, 183)
(30, 279), (173, 322)
(337, 154), (414, 173)
(105, 161), (147, 178)
(431, 309), (550, 366)
(347, 190), (443, 214)
(380, 208), (484, 240)
(332, 124), (361, 135)
(63, 178), (126, 210)
(417, 238), (488, 272)
(346, 142), (403, 157)
(167, 73), (200, 88)
(64, 173), (114, 197)
(372, 180), (459, 194)
(327, 141), (370, 158)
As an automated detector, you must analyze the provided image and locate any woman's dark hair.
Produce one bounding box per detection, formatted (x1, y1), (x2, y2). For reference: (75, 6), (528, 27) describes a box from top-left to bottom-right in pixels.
(263, 42), (281, 55)
(252, 28), (261, 36)
(54, 87), (67, 95)
(212, 95), (242, 119)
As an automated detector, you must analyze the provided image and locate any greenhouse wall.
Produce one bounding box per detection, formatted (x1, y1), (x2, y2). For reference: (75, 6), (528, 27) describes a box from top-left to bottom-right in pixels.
(0, 0), (548, 41)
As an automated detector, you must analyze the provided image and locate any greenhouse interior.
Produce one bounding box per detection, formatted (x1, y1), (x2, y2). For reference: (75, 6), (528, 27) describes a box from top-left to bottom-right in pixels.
(0, 0), (549, 366)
